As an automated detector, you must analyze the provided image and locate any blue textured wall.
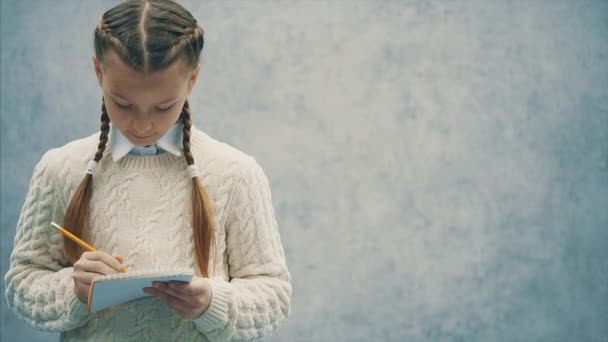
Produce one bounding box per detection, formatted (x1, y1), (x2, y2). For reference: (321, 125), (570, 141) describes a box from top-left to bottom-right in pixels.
(1, 1), (607, 341)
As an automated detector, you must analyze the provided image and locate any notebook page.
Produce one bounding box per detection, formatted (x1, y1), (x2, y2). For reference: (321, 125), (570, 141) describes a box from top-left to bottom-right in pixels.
(87, 268), (194, 313)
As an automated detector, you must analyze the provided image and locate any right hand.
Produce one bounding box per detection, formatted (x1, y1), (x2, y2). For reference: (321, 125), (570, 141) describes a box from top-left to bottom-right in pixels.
(73, 251), (125, 303)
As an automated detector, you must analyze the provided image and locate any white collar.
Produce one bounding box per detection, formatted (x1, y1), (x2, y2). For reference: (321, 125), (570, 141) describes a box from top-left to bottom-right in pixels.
(108, 121), (185, 162)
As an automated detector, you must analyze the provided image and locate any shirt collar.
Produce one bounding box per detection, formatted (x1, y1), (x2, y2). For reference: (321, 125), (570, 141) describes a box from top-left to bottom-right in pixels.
(108, 121), (186, 162)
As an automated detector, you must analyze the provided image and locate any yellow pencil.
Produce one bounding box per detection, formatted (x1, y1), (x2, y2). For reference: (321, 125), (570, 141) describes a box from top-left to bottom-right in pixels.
(51, 221), (127, 273)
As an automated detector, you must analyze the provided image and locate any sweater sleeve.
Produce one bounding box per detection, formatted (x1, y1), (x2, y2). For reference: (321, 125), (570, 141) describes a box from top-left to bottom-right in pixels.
(3, 150), (92, 332)
(191, 156), (292, 341)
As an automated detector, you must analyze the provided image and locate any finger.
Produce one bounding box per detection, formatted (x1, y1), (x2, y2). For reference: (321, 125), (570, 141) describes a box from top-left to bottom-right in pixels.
(144, 287), (176, 304)
(165, 297), (193, 314)
(75, 259), (100, 273)
(74, 269), (111, 286)
(92, 260), (119, 275)
(166, 281), (202, 296)
(73, 272), (97, 285)
(105, 253), (125, 272)
(80, 259), (119, 275)
(152, 282), (196, 304)
(152, 288), (196, 315)
(148, 283), (197, 309)
(87, 251), (125, 273)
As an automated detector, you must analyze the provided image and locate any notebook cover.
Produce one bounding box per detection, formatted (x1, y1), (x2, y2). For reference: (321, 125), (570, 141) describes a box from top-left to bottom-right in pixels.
(86, 268), (194, 313)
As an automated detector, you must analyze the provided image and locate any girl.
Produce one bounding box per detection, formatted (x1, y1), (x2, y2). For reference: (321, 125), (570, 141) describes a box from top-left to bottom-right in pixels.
(3, 0), (291, 341)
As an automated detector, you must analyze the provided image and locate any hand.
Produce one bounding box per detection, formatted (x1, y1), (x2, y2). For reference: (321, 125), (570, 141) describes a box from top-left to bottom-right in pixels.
(72, 251), (125, 303)
(143, 275), (212, 320)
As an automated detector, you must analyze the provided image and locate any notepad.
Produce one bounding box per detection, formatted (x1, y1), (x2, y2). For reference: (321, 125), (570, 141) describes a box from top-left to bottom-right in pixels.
(87, 267), (194, 313)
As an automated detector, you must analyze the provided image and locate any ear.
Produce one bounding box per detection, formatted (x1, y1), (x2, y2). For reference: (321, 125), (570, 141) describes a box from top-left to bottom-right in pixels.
(93, 54), (103, 87)
(187, 64), (201, 94)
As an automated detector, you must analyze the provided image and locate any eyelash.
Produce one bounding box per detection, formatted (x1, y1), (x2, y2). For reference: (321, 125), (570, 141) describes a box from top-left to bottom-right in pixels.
(114, 101), (173, 112)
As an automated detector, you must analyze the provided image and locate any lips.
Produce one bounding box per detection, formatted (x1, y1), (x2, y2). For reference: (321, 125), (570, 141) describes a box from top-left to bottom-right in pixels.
(130, 131), (153, 139)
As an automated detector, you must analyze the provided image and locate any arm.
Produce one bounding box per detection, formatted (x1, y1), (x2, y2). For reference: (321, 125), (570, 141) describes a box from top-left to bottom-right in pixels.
(3, 150), (92, 332)
(191, 156), (292, 341)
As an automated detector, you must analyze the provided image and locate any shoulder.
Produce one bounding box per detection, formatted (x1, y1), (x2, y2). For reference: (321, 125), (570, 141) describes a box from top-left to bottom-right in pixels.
(190, 129), (275, 219)
(190, 127), (268, 183)
(35, 131), (103, 185)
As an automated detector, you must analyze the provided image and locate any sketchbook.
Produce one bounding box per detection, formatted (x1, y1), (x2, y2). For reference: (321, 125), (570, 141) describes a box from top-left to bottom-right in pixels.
(86, 267), (194, 313)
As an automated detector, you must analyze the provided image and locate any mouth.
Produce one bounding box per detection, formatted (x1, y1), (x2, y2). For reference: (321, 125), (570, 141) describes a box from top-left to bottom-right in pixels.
(129, 131), (154, 140)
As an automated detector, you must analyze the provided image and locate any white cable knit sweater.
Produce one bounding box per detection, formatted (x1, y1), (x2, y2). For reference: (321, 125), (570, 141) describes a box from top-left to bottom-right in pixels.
(4, 126), (292, 341)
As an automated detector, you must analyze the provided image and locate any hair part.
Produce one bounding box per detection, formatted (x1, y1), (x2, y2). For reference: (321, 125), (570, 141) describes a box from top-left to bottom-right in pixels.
(62, 0), (214, 278)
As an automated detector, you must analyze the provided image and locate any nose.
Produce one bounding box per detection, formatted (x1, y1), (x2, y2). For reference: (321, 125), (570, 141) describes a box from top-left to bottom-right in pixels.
(130, 119), (154, 136)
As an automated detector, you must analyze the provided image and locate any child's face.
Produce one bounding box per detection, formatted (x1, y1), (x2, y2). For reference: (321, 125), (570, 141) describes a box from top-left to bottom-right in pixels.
(93, 49), (200, 147)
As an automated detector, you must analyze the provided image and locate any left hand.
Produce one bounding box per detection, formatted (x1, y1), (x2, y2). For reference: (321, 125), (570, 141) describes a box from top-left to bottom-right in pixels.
(143, 275), (212, 320)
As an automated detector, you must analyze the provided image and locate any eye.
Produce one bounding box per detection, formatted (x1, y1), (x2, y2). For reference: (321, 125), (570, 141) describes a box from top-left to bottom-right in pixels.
(113, 100), (173, 112)
(157, 105), (174, 112)
(114, 100), (131, 109)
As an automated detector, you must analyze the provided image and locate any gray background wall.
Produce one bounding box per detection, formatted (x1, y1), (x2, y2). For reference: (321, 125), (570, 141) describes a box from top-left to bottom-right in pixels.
(1, 1), (607, 341)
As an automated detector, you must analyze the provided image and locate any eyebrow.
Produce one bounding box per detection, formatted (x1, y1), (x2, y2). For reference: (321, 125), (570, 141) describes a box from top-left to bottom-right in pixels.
(109, 92), (179, 106)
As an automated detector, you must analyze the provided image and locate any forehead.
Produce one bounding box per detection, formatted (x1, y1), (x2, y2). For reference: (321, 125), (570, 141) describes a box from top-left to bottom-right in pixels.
(101, 50), (189, 91)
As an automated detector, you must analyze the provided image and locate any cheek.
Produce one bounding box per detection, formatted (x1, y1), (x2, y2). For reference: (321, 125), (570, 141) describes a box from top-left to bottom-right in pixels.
(104, 106), (130, 129)
(172, 100), (186, 118)
(166, 108), (183, 125)
(105, 107), (121, 122)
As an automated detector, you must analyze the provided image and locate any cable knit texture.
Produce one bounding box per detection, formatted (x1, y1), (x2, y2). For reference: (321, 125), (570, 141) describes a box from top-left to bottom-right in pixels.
(4, 126), (292, 341)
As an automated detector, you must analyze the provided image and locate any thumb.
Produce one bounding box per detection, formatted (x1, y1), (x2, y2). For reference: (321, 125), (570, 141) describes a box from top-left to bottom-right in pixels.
(114, 255), (124, 263)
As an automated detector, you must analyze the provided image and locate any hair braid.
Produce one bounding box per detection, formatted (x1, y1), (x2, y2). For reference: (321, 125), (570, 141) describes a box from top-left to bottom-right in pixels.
(180, 99), (216, 277)
(62, 97), (112, 262)
(181, 99), (194, 165)
(96, 21), (127, 57)
(162, 25), (204, 69)
(94, 97), (111, 162)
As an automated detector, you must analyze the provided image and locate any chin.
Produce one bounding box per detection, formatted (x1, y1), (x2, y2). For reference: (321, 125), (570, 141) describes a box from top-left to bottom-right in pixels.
(128, 132), (156, 146)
